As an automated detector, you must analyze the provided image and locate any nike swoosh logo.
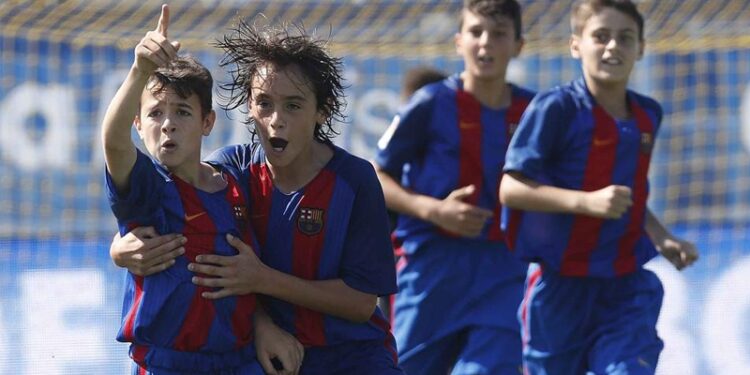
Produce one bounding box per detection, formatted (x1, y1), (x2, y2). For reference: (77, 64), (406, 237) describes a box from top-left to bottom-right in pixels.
(593, 137), (614, 147)
(185, 212), (207, 222)
(460, 121), (479, 129)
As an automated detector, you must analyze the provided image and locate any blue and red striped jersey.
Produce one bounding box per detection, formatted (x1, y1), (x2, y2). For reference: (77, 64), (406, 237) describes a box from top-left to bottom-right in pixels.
(207, 143), (398, 348)
(105, 149), (258, 360)
(503, 77), (661, 277)
(374, 74), (534, 253)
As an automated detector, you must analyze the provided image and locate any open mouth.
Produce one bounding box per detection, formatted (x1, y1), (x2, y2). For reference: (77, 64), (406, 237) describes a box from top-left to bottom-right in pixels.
(269, 137), (288, 152)
(161, 140), (177, 150)
(477, 55), (494, 64)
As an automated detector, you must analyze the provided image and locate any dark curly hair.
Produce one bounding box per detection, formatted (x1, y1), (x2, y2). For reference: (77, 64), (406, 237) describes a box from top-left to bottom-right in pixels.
(149, 55), (213, 118)
(215, 18), (347, 143)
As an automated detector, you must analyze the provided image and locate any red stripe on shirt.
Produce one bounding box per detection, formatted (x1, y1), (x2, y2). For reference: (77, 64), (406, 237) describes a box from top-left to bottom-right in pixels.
(291, 169), (336, 346)
(131, 344), (150, 366)
(442, 90), (482, 239)
(456, 90), (483, 204)
(614, 102), (655, 275)
(224, 174), (257, 347)
(560, 106), (618, 276)
(121, 275), (144, 342)
(172, 176), (217, 351)
(249, 163), (274, 247)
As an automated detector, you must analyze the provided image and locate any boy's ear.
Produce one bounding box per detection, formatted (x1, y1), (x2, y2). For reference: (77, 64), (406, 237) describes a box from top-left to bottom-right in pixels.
(202, 110), (216, 136)
(134, 115), (143, 132)
(454, 31), (463, 56)
(133, 115), (147, 141)
(569, 35), (581, 59)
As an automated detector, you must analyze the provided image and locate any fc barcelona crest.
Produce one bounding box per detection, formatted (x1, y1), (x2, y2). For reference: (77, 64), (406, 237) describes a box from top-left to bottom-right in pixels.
(640, 133), (653, 154)
(297, 207), (325, 236)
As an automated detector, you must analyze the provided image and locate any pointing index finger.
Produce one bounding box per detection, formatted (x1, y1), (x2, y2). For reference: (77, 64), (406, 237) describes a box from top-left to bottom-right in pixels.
(156, 4), (169, 37)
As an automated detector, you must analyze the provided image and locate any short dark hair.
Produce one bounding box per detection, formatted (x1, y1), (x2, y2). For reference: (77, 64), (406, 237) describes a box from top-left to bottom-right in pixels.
(401, 66), (447, 100)
(148, 56), (213, 117)
(459, 0), (523, 40)
(571, 0), (644, 41)
(216, 19), (347, 143)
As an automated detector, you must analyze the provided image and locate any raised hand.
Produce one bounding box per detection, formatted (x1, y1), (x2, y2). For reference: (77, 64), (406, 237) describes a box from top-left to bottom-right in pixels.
(430, 184), (494, 238)
(133, 4), (181, 75)
(582, 185), (633, 219)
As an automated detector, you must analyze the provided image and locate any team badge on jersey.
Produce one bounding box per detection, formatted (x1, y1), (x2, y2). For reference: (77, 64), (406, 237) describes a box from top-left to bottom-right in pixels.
(298, 207), (325, 236)
(640, 133), (653, 154)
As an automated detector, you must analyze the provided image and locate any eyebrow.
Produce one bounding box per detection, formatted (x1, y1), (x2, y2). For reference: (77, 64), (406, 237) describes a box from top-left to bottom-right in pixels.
(145, 100), (195, 110)
(176, 102), (195, 110)
(255, 93), (309, 102)
(591, 25), (637, 34)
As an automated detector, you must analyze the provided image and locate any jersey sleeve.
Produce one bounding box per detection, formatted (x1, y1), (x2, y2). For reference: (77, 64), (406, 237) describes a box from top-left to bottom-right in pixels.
(504, 90), (570, 182)
(338, 164), (398, 296)
(373, 88), (435, 179)
(104, 149), (163, 233)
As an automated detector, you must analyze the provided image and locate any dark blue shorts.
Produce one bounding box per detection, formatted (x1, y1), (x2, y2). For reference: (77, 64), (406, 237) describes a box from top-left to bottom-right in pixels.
(519, 264), (664, 375)
(393, 238), (525, 375)
(399, 325), (522, 375)
(129, 344), (262, 375)
(300, 339), (403, 375)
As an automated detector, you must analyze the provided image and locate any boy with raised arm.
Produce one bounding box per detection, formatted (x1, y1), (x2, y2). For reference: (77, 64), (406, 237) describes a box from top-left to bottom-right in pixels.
(101, 6), (300, 374)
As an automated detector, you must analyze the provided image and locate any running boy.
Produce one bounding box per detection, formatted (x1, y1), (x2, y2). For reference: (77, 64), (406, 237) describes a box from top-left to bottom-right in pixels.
(183, 20), (403, 374)
(499, 1), (698, 374)
(379, 65), (449, 320)
(373, 1), (534, 373)
(102, 6), (278, 374)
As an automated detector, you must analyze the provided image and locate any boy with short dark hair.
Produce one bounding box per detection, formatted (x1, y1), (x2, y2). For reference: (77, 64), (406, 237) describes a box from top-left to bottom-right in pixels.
(500, 1), (698, 374)
(373, 0), (534, 373)
(102, 6), (279, 374)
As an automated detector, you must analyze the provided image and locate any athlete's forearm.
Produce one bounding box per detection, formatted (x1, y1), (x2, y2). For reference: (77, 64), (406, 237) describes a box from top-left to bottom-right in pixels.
(101, 66), (149, 188)
(257, 266), (377, 323)
(499, 172), (587, 214)
(644, 208), (673, 245)
(375, 167), (441, 222)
